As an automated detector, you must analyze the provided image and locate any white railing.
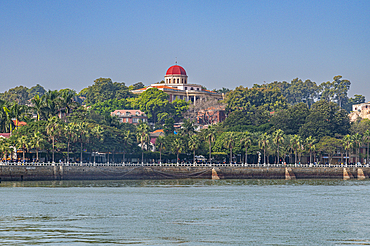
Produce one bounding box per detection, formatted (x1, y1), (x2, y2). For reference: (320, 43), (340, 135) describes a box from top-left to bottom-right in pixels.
(0, 161), (368, 168)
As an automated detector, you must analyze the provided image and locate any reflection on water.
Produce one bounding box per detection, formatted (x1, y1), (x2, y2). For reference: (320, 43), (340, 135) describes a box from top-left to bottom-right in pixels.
(1, 179), (370, 245)
(1, 178), (370, 188)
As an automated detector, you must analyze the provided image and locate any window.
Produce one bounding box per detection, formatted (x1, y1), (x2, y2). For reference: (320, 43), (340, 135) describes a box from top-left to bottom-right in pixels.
(126, 118), (129, 123)
(185, 87), (187, 90)
(182, 79), (183, 83)
(177, 78), (179, 83)
(197, 88), (199, 90)
(133, 118), (138, 123)
(136, 111), (139, 116)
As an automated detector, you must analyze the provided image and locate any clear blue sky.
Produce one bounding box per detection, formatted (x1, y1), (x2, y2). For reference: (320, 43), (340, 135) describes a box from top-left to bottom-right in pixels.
(1, 0), (369, 98)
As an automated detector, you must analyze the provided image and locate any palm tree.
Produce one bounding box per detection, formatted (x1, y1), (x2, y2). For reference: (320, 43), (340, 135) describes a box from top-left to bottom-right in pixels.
(223, 132), (236, 164)
(91, 125), (104, 164)
(305, 136), (316, 164)
(155, 135), (166, 164)
(17, 135), (29, 162)
(259, 133), (269, 164)
(77, 122), (89, 163)
(2, 106), (14, 133)
(363, 130), (370, 165)
(291, 135), (302, 164)
(240, 131), (252, 164)
(172, 135), (186, 164)
(64, 122), (78, 163)
(180, 119), (195, 136)
(30, 131), (45, 162)
(273, 129), (285, 164)
(342, 134), (353, 165)
(46, 116), (60, 163)
(136, 122), (150, 164)
(10, 102), (26, 130)
(31, 95), (44, 121)
(0, 138), (11, 161)
(120, 130), (132, 164)
(58, 90), (76, 122)
(352, 133), (362, 164)
(188, 134), (200, 164)
(203, 126), (216, 164)
(43, 90), (60, 118)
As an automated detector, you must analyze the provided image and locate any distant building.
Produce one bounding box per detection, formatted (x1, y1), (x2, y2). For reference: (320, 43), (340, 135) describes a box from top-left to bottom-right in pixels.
(352, 101), (370, 112)
(111, 110), (148, 125)
(349, 101), (370, 122)
(131, 64), (224, 103)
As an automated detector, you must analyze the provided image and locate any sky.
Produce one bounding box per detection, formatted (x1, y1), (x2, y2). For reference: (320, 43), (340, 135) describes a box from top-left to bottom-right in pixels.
(1, 0), (369, 98)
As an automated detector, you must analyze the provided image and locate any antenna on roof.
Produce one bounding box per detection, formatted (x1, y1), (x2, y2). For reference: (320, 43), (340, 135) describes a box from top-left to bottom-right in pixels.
(175, 57), (177, 65)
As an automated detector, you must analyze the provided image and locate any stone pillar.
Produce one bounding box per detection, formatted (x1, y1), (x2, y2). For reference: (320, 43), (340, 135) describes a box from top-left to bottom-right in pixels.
(212, 168), (220, 180)
(285, 168), (296, 180)
(358, 168), (367, 180)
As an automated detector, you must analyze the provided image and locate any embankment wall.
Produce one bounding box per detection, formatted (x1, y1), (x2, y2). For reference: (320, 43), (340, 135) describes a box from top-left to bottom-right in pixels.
(1, 166), (370, 181)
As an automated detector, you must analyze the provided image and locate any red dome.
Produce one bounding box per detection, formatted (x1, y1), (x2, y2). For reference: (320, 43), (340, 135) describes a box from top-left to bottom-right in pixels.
(166, 65), (187, 76)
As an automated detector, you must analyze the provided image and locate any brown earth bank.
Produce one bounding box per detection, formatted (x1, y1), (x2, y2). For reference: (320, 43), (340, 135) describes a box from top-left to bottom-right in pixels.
(1, 166), (369, 181)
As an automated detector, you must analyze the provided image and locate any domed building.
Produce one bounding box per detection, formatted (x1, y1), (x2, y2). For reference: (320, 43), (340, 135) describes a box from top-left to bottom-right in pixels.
(131, 64), (224, 104)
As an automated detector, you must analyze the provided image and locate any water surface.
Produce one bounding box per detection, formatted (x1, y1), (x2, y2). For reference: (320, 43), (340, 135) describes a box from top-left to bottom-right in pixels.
(1, 179), (369, 245)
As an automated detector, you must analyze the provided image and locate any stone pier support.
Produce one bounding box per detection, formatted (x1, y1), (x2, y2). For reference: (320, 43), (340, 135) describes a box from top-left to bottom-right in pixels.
(357, 168), (368, 180)
(285, 168), (296, 180)
(212, 168), (220, 180)
(343, 168), (353, 180)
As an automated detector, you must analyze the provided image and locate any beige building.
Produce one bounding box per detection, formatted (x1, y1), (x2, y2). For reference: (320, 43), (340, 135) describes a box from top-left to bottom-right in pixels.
(349, 101), (370, 122)
(131, 64), (224, 103)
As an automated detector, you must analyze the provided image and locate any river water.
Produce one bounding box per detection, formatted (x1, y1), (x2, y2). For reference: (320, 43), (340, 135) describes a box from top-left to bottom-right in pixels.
(1, 179), (370, 245)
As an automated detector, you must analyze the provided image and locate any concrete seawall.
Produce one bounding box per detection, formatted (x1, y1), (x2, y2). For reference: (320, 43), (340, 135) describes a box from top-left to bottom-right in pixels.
(1, 166), (370, 181)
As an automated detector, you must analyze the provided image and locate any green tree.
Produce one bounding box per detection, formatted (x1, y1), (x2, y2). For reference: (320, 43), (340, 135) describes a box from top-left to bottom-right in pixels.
(171, 135), (186, 164)
(299, 100), (350, 139)
(342, 134), (353, 165)
(363, 130), (370, 165)
(351, 133), (362, 164)
(136, 88), (174, 124)
(84, 78), (132, 105)
(271, 103), (310, 135)
(240, 131), (252, 164)
(136, 122), (150, 164)
(28, 84), (46, 98)
(64, 122), (78, 163)
(16, 135), (29, 162)
(273, 129), (285, 164)
(203, 126), (217, 163)
(31, 95), (44, 121)
(76, 122), (90, 163)
(259, 133), (270, 164)
(290, 135), (303, 164)
(305, 136), (316, 164)
(155, 135), (166, 164)
(188, 134), (201, 164)
(317, 136), (342, 164)
(223, 132), (236, 164)
(30, 131), (45, 162)
(46, 116), (60, 163)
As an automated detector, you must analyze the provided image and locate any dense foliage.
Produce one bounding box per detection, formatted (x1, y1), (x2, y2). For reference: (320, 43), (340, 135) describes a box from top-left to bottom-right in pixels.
(0, 74), (369, 164)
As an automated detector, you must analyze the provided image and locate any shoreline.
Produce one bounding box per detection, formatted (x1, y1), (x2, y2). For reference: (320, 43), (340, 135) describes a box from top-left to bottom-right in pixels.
(0, 164), (369, 181)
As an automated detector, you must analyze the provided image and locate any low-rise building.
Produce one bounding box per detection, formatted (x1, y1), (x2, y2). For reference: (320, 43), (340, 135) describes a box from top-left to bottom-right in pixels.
(349, 101), (370, 122)
(111, 110), (148, 125)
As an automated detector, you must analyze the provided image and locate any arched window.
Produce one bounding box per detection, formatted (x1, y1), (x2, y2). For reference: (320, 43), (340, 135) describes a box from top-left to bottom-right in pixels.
(177, 78), (179, 83)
